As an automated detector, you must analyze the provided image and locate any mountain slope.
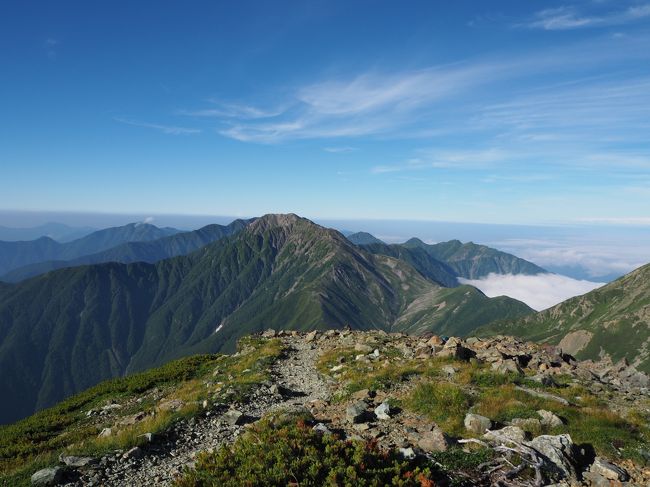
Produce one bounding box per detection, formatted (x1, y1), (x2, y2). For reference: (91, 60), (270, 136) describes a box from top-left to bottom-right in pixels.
(2, 219), (251, 282)
(346, 232), (385, 245)
(357, 242), (459, 288)
(402, 238), (546, 279)
(478, 263), (650, 371)
(0, 214), (532, 424)
(0, 223), (179, 276)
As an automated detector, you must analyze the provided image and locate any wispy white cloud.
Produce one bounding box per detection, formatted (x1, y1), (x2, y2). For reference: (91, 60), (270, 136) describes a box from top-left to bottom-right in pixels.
(576, 217), (650, 225)
(114, 117), (201, 135)
(524, 4), (650, 30)
(459, 273), (605, 311)
(372, 148), (510, 173)
(179, 101), (283, 119)
(323, 146), (358, 153)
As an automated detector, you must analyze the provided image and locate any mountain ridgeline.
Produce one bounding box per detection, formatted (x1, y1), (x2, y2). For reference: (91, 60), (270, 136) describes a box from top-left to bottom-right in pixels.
(0, 223), (180, 277)
(0, 214), (533, 424)
(346, 233), (546, 284)
(2, 219), (251, 282)
(478, 263), (650, 372)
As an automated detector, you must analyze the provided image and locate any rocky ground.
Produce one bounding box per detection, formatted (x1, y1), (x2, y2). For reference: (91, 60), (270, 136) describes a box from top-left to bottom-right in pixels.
(31, 330), (650, 487)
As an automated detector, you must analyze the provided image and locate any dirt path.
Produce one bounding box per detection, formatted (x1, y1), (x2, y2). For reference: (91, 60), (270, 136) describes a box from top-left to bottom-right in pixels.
(82, 337), (330, 486)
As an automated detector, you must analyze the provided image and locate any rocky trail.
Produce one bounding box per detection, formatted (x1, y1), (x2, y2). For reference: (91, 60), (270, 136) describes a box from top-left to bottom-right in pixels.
(62, 336), (332, 487)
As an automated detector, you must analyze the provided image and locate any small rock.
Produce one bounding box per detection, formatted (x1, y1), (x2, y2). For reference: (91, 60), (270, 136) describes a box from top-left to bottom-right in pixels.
(354, 343), (373, 353)
(269, 384), (281, 395)
(305, 330), (319, 342)
(122, 447), (143, 460)
(351, 389), (373, 400)
(464, 413), (492, 434)
(491, 359), (523, 375)
(138, 432), (154, 443)
(426, 335), (444, 347)
(157, 399), (185, 412)
(537, 409), (564, 428)
(346, 400), (368, 423)
(262, 329), (277, 338)
(330, 364), (345, 372)
(59, 454), (98, 467)
(353, 423), (370, 432)
(483, 426), (526, 444)
(441, 365), (457, 377)
(511, 417), (541, 431)
(98, 427), (112, 438)
(416, 427), (450, 452)
(589, 457), (629, 481)
(399, 447), (416, 459)
(374, 401), (391, 420)
(312, 423), (332, 435)
(223, 409), (244, 426)
(31, 467), (64, 486)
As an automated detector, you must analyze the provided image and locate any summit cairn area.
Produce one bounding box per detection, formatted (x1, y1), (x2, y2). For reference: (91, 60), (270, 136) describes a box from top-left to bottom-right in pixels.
(6, 331), (650, 486)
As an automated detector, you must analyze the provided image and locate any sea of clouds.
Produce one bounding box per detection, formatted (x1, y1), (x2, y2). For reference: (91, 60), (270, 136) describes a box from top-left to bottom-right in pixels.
(459, 273), (605, 311)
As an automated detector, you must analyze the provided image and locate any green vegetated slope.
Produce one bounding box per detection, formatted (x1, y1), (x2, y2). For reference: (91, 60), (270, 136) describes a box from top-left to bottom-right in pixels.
(3, 219), (251, 282)
(0, 223), (179, 276)
(358, 242), (459, 288)
(0, 336), (284, 486)
(402, 238), (546, 278)
(478, 263), (650, 371)
(0, 214), (532, 424)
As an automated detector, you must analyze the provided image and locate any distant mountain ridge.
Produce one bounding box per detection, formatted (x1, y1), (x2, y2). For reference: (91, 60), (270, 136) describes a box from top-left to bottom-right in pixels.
(346, 232), (385, 245)
(477, 263), (650, 371)
(2, 219), (252, 282)
(0, 223), (180, 276)
(0, 222), (96, 242)
(0, 214), (532, 424)
(346, 232), (546, 281)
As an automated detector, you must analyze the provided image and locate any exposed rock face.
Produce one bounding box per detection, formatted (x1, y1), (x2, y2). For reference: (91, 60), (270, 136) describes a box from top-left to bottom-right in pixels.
(558, 330), (593, 355)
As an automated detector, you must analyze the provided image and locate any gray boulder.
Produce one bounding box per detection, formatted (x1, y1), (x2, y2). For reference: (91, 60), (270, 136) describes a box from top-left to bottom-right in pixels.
(346, 400), (368, 423)
(31, 467), (64, 486)
(223, 409), (245, 426)
(537, 409), (563, 428)
(526, 434), (577, 480)
(374, 401), (391, 420)
(416, 427), (450, 452)
(464, 413), (492, 434)
(589, 457), (629, 481)
(483, 426), (526, 444)
(59, 454), (97, 467)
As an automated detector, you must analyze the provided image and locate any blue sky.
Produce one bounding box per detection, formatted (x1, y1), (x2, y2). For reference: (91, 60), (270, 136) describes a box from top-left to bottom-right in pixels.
(1, 0), (650, 225)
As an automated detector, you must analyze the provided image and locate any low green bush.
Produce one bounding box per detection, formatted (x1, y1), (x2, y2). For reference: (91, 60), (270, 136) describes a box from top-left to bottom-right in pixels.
(175, 418), (435, 487)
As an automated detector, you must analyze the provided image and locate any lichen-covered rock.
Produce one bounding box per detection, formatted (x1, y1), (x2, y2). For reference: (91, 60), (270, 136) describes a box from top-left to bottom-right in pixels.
(464, 413), (492, 434)
(526, 434), (577, 480)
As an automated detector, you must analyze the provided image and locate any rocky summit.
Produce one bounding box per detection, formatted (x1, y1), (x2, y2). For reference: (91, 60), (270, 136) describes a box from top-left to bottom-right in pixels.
(5, 330), (649, 486)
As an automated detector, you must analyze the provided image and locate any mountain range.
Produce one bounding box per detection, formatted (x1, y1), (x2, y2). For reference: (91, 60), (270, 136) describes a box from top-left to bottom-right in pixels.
(0, 214), (533, 424)
(0, 223), (180, 276)
(478, 262), (650, 372)
(0, 222), (97, 242)
(1, 219), (251, 282)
